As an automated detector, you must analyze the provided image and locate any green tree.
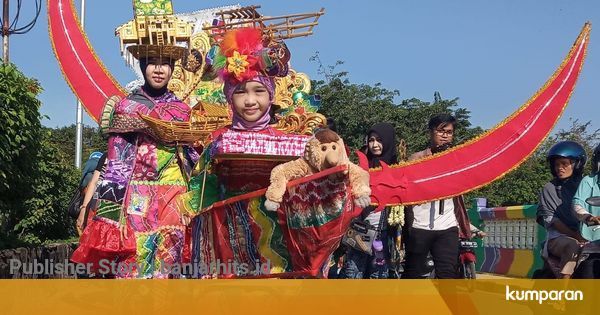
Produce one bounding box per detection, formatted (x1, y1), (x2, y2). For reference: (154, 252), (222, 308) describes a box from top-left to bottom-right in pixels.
(392, 93), (483, 155)
(312, 73), (399, 149)
(12, 130), (80, 245)
(0, 63), (42, 192)
(466, 156), (550, 207)
(48, 124), (107, 168)
(311, 69), (483, 157)
(0, 63), (78, 249)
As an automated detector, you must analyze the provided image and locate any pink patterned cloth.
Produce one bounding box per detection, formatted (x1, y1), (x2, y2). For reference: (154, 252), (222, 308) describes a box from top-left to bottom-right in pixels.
(210, 129), (310, 158)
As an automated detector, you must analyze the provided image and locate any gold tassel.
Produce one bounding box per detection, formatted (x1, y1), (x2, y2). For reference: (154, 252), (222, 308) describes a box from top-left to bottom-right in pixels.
(387, 205), (405, 226)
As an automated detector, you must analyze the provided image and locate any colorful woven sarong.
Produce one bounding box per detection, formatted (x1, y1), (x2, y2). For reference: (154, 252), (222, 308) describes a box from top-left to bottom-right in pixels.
(190, 165), (359, 278)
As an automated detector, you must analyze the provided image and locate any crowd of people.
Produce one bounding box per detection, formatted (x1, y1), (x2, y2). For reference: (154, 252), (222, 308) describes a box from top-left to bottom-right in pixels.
(67, 25), (599, 280)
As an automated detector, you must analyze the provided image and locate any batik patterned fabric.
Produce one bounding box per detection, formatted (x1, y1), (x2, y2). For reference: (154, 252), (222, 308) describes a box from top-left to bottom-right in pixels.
(215, 160), (283, 192)
(190, 167), (359, 278)
(71, 91), (196, 278)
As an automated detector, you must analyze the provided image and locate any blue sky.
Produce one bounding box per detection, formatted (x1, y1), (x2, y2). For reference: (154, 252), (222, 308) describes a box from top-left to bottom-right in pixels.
(6, 0), (599, 133)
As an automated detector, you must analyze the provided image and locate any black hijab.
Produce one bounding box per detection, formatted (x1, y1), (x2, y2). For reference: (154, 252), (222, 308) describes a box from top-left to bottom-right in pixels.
(366, 122), (398, 168)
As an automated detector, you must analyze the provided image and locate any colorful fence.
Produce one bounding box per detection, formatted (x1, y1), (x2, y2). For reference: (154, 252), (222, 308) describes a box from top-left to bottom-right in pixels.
(468, 198), (546, 278)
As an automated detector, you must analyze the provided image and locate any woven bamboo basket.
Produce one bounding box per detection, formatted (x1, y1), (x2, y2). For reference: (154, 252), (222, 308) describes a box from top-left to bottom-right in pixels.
(139, 113), (231, 145)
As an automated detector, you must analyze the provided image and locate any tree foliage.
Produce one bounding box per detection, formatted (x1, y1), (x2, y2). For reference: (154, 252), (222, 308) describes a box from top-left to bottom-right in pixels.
(312, 72), (483, 156)
(0, 63), (79, 249)
(0, 62), (43, 191)
(48, 124), (107, 168)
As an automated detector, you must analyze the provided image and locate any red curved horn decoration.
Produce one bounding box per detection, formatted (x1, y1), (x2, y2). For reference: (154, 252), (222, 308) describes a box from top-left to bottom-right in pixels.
(369, 23), (591, 206)
(48, 0), (125, 122)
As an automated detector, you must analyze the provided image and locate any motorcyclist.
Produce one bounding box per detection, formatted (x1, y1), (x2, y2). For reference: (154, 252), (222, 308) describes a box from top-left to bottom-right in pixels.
(536, 141), (587, 279)
(571, 143), (600, 278)
(573, 143), (600, 230)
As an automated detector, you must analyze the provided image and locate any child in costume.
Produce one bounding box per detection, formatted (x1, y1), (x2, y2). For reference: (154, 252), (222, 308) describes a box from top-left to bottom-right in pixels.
(199, 27), (298, 196)
(71, 43), (198, 279)
(182, 27), (333, 278)
(208, 27), (288, 136)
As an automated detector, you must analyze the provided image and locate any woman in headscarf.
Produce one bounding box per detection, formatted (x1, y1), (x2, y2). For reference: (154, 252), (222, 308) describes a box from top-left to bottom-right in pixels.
(343, 122), (399, 279)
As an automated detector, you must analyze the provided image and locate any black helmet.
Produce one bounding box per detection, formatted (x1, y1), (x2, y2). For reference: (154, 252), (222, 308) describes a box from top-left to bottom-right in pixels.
(592, 143), (600, 175)
(546, 141), (587, 177)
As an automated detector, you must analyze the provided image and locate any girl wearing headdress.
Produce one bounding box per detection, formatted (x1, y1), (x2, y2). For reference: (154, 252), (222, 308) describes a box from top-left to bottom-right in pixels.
(180, 27), (307, 277)
(210, 27), (287, 138)
(193, 27), (295, 197)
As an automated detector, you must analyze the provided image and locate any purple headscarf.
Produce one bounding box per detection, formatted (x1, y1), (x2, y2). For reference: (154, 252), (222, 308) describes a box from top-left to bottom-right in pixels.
(223, 75), (276, 131)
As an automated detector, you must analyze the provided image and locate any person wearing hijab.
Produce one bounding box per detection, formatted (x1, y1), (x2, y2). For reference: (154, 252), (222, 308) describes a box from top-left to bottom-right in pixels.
(207, 27), (288, 138)
(342, 122), (399, 279)
(71, 43), (197, 278)
(183, 28), (299, 277)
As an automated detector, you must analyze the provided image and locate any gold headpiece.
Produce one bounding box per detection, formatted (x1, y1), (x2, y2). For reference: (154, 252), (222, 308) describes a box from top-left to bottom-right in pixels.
(116, 0), (194, 62)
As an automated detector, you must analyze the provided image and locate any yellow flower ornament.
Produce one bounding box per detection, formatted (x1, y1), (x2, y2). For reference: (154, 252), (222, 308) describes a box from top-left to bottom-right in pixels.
(227, 51), (250, 79)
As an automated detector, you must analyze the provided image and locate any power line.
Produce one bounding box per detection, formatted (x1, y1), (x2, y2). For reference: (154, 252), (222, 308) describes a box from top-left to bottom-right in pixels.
(11, 0), (42, 35)
(2, 0), (42, 63)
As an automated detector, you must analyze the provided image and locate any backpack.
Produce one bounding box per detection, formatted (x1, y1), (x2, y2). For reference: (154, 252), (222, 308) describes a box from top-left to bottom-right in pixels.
(67, 152), (102, 219)
(67, 188), (84, 219)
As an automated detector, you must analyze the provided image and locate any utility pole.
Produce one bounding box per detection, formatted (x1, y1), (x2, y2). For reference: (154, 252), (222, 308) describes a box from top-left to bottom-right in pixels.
(2, 0), (8, 63)
(75, 0), (86, 168)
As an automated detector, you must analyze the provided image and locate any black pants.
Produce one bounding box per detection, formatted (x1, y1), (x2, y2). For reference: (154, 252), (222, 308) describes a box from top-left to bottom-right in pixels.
(404, 226), (459, 279)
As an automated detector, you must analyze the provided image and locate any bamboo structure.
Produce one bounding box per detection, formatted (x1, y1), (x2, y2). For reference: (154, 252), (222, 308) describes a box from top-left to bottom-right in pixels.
(203, 5), (325, 41)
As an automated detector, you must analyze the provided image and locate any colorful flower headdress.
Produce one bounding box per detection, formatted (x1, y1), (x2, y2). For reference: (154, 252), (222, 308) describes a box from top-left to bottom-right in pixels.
(204, 27), (291, 83)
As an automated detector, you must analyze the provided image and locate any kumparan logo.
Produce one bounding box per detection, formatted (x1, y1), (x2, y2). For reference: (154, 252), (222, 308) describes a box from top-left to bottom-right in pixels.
(505, 285), (583, 304)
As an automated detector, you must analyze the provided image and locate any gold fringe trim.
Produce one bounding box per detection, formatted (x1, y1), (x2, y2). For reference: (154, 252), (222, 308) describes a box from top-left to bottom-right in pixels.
(48, 0), (126, 124)
(371, 23), (591, 207)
